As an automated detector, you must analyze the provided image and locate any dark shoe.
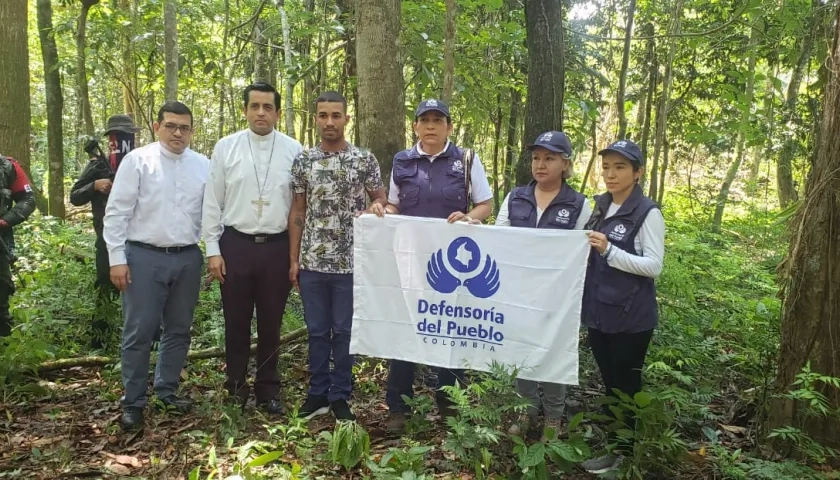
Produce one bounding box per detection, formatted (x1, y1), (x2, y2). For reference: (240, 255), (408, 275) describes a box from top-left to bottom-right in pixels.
(120, 407), (144, 431)
(298, 395), (330, 419)
(386, 412), (406, 434)
(258, 398), (286, 415)
(331, 399), (356, 421)
(158, 395), (193, 414)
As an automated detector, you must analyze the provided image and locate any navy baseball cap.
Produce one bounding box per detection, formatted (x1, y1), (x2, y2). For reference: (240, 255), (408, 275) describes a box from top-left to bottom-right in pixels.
(415, 99), (450, 119)
(527, 131), (573, 157)
(599, 139), (644, 165)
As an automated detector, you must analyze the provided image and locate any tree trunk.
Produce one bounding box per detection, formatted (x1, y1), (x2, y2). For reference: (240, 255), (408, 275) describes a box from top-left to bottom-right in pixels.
(648, 0), (682, 200)
(336, 0), (358, 144)
(442, 0), (456, 102)
(0, 0), (32, 180)
(76, 0), (98, 137)
(711, 13), (759, 232)
(766, 1), (840, 450)
(217, 0), (230, 140)
(616, 0), (636, 140)
(517, 0), (565, 186)
(253, 20), (270, 84)
(37, 0), (66, 219)
(581, 98), (598, 195)
(503, 87), (521, 199)
(657, 138), (669, 205)
(777, 0), (819, 208)
(277, 0), (295, 138)
(163, 0), (178, 102)
(491, 90), (504, 214)
(640, 24), (657, 164)
(356, 0), (404, 176)
(747, 74), (775, 194)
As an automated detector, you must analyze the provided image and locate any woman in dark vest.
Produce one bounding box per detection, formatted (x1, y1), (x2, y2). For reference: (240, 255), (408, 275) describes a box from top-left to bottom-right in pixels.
(494, 130), (590, 440)
(580, 139), (665, 474)
(369, 99), (493, 434)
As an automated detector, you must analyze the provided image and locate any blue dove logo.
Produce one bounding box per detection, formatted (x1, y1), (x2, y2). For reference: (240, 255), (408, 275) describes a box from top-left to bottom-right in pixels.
(426, 237), (501, 298)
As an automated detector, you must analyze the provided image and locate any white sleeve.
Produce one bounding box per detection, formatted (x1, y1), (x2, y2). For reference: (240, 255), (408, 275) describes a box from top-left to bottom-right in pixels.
(470, 152), (493, 203)
(103, 153), (140, 266)
(202, 141), (227, 257)
(605, 208), (665, 278)
(387, 166), (400, 205)
(494, 192), (512, 226)
(574, 199), (592, 230)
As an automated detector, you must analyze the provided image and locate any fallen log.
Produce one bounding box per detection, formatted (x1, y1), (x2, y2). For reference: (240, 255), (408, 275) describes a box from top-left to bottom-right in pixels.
(33, 327), (308, 375)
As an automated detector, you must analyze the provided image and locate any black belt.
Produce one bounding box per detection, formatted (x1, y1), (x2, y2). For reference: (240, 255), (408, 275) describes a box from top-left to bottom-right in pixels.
(225, 227), (288, 244)
(127, 240), (198, 254)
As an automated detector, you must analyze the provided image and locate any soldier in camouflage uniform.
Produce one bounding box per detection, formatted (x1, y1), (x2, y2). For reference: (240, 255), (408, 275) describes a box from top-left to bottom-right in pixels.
(0, 154), (36, 337)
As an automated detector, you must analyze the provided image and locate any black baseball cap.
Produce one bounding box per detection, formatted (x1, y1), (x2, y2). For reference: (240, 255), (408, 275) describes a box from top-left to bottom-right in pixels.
(415, 99), (450, 119)
(598, 139), (644, 165)
(527, 131), (573, 157)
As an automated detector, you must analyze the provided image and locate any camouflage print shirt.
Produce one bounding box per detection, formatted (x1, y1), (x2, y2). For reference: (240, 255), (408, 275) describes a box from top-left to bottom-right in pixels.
(291, 143), (383, 274)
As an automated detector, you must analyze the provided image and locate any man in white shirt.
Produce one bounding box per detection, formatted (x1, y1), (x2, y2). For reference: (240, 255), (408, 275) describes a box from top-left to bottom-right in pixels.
(203, 83), (303, 414)
(104, 102), (210, 431)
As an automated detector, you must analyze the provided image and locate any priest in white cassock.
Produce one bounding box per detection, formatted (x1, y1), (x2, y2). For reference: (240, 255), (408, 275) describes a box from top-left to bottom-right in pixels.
(202, 83), (303, 415)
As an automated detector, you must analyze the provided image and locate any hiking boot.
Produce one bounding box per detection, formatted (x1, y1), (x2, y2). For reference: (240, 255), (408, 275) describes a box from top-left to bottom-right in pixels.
(508, 414), (543, 442)
(257, 398), (286, 416)
(386, 412), (407, 434)
(158, 395), (193, 414)
(331, 399), (356, 421)
(120, 407), (144, 431)
(298, 395), (330, 419)
(581, 453), (623, 474)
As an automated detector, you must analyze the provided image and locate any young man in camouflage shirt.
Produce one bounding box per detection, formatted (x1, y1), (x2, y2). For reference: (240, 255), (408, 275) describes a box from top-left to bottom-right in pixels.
(288, 91), (387, 421)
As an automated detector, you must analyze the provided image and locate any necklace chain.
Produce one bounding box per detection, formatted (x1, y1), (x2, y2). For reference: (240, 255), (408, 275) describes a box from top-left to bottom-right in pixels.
(247, 131), (277, 198)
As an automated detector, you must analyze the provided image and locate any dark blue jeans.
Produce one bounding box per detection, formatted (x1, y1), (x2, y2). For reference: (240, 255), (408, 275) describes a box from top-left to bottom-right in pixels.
(386, 360), (465, 413)
(299, 270), (354, 402)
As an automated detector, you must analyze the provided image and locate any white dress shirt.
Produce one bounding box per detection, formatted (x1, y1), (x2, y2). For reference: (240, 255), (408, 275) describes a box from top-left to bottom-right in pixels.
(388, 141), (493, 205)
(495, 191), (591, 229)
(202, 129), (303, 257)
(104, 142), (210, 266)
(604, 203), (665, 278)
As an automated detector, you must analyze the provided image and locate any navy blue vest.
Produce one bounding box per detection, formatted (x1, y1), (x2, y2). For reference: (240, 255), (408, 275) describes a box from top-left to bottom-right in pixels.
(582, 185), (659, 334)
(508, 180), (585, 229)
(392, 143), (468, 219)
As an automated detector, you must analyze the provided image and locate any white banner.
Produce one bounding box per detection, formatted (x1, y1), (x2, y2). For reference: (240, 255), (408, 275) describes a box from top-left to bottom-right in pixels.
(351, 214), (590, 385)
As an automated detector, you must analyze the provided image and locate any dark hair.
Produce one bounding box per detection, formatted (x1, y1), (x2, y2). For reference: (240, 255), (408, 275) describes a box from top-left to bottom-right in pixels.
(314, 91), (347, 113)
(243, 83), (281, 110)
(157, 101), (193, 125)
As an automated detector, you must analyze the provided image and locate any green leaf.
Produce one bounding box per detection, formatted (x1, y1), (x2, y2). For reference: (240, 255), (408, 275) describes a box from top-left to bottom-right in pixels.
(634, 391), (652, 408)
(246, 450), (282, 468)
(519, 443), (546, 468)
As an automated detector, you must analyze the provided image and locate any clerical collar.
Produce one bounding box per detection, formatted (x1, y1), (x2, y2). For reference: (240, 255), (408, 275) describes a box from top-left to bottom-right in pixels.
(416, 140), (450, 159)
(159, 142), (185, 160)
(248, 129), (276, 143)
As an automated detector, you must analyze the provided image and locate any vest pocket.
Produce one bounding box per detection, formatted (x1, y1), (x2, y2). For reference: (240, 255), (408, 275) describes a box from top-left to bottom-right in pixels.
(595, 268), (641, 312)
(398, 185), (420, 209)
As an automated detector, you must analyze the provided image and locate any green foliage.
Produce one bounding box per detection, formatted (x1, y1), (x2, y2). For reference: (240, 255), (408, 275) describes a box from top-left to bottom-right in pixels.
(319, 420), (371, 470)
(511, 412), (590, 479)
(402, 393), (435, 436)
(366, 441), (433, 479)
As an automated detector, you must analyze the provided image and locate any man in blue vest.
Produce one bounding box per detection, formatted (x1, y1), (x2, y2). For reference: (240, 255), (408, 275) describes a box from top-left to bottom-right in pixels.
(369, 99), (493, 434)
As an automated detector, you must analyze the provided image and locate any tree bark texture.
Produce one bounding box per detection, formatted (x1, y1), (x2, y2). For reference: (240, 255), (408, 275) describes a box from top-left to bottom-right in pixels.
(766, 1), (840, 450)
(517, 0), (565, 186)
(37, 0), (66, 219)
(277, 0), (296, 138)
(442, 0), (456, 103)
(76, 0), (98, 137)
(164, 0), (179, 102)
(356, 0), (405, 177)
(0, 0), (33, 177)
(616, 0), (636, 140)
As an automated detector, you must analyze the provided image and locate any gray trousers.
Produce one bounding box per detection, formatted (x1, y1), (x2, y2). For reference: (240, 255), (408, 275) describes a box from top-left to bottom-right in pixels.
(120, 243), (203, 409)
(517, 379), (567, 421)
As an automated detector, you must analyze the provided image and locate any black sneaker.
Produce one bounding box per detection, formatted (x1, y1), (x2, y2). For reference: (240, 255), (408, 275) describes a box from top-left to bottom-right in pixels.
(331, 399), (356, 421)
(298, 395), (330, 419)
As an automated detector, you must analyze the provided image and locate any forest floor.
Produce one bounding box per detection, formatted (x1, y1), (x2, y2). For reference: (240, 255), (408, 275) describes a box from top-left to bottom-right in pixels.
(0, 336), (748, 480)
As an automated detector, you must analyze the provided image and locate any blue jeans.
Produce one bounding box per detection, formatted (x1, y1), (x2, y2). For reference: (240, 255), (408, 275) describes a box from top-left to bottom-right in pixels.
(299, 270), (354, 402)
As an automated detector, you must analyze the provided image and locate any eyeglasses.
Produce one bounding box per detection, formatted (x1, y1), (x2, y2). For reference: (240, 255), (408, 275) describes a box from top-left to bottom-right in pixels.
(161, 123), (193, 134)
